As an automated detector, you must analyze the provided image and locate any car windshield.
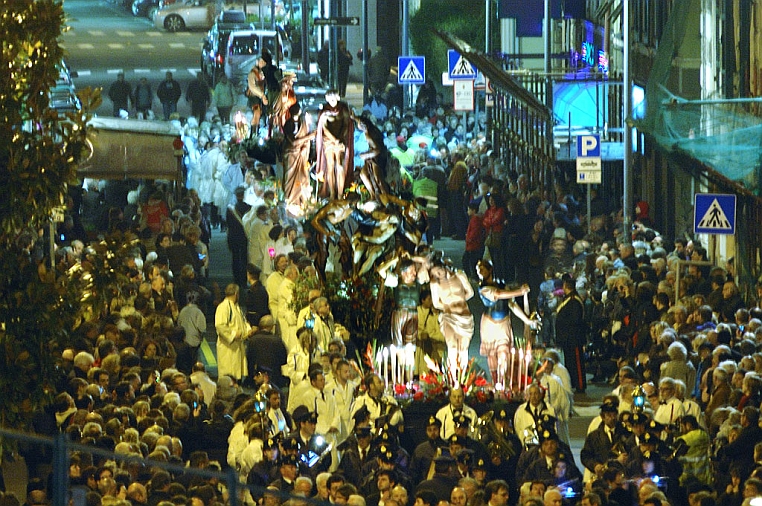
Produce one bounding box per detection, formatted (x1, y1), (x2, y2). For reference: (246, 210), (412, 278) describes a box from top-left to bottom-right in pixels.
(261, 35), (277, 56)
(230, 35), (259, 55)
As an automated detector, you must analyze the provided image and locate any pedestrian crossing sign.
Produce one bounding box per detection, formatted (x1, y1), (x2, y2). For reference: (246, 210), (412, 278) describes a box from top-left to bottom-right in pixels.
(694, 193), (736, 235)
(398, 56), (426, 85)
(448, 50), (476, 80)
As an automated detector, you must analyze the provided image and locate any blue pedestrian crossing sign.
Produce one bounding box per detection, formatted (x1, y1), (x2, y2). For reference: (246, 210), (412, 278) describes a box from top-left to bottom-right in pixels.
(398, 56), (426, 85)
(694, 193), (736, 235)
(448, 50), (476, 80)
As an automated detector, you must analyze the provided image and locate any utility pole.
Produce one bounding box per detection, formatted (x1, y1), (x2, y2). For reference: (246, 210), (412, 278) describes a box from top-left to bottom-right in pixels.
(622, 0), (632, 244)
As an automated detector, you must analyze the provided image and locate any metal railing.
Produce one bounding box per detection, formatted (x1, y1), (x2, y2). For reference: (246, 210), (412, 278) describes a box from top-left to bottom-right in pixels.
(0, 427), (324, 506)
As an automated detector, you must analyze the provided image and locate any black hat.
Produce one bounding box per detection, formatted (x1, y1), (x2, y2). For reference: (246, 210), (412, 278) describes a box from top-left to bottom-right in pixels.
(293, 406), (317, 423)
(376, 430), (397, 446)
(264, 437), (277, 449)
(355, 426), (373, 438)
(378, 444), (396, 463)
(646, 420), (664, 434)
(281, 437), (301, 451)
(353, 405), (371, 424)
(448, 435), (466, 446)
(455, 449), (474, 464)
(600, 401), (618, 414)
(433, 454), (455, 464)
(493, 408), (510, 421)
(473, 457), (488, 470)
(630, 413), (649, 425)
(538, 428), (558, 442)
(426, 416), (442, 428)
(640, 432), (658, 446)
(454, 414), (472, 427)
(280, 454), (299, 467)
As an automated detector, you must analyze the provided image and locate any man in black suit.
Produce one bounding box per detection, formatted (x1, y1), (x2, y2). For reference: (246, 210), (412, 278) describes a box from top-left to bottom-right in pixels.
(226, 186), (251, 288)
(268, 454), (299, 494)
(409, 416), (446, 483)
(580, 401), (626, 480)
(338, 425), (375, 487)
(247, 315), (287, 389)
(415, 455), (459, 503)
(244, 263), (270, 327)
(556, 275), (587, 393)
(291, 406), (332, 479)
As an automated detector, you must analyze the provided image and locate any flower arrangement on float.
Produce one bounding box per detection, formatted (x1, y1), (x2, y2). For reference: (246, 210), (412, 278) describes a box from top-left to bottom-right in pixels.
(353, 338), (548, 407)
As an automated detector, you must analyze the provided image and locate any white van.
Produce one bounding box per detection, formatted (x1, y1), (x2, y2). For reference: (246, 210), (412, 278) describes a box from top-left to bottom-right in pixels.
(223, 28), (291, 84)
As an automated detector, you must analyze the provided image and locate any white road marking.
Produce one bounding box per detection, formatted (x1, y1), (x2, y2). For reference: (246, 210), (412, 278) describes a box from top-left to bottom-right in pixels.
(169, 43), (185, 48)
(135, 69), (152, 73)
(87, 30), (105, 36)
(108, 43), (124, 49)
(77, 70), (92, 76)
(116, 31), (135, 37)
(77, 43), (95, 49)
(138, 44), (155, 49)
(187, 68), (199, 76)
(146, 32), (163, 37)
(106, 69), (124, 74)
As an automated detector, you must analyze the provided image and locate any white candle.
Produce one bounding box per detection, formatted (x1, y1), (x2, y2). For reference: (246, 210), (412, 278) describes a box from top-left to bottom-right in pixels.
(397, 348), (403, 386)
(390, 345), (397, 386)
(525, 345), (532, 386)
(509, 347), (514, 393)
(405, 343), (415, 385)
(518, 348), (525, 392)
(376, 349), (383, 379)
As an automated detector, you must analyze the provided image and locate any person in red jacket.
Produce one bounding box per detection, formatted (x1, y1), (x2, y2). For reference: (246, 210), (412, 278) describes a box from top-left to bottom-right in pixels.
(462, 202), (484, 280)
(481, 192), (507, 280)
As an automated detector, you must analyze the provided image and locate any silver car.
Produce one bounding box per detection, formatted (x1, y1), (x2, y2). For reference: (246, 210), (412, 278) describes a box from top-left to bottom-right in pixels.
(154, 0), (220, 32)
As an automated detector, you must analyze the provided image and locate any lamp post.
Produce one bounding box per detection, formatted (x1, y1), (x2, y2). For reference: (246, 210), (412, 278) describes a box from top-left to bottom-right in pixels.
(622, 0), (633, 246)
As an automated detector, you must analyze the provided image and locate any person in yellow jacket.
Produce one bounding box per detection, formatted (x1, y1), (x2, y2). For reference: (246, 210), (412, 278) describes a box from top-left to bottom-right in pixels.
(215, 283), (255, 381)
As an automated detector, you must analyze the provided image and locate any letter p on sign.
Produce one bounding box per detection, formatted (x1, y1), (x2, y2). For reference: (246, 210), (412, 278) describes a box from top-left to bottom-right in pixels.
(577, 134), (600, 158)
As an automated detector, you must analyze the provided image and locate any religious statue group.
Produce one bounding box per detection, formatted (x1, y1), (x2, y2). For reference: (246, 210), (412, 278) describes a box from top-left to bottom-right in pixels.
(244, 58), (537, 390)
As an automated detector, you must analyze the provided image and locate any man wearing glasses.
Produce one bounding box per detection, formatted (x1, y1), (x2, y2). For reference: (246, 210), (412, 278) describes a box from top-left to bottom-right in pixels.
(654, 377), (685, 427)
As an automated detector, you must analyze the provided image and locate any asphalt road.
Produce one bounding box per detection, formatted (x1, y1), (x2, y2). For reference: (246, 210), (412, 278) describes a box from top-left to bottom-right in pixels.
(61, 0), (211, 118)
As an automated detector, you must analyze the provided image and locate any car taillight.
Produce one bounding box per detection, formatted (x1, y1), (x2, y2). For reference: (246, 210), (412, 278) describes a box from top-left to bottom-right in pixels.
(216, 54), (223, 65)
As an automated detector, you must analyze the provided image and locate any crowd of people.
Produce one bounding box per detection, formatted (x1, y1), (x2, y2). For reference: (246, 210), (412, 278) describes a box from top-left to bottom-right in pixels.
(7, 49), (762, 506)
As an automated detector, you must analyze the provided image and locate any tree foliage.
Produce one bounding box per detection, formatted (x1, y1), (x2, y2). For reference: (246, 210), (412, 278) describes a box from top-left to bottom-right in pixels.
(0, 0), (99, 429)
(409, 0), (485, 87)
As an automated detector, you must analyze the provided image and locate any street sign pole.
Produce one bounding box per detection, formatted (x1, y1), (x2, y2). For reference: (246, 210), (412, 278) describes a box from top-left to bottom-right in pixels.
(362, 0), (369, 105)
(401, 0), (410, 111)
(300, 0), (309, 75)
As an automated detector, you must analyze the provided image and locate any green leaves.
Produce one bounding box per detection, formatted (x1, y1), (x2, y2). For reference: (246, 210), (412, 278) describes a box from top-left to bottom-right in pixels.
(409, 0), (486, 82)
(0, 0), (96, 430)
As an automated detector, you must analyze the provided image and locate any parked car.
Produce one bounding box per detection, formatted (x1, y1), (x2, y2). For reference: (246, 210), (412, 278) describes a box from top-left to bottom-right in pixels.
(292, 73), (328, 111)
(132, 0), (159, 17)
(153, 0), (220, 32)
(200, 11), (249, 85)
(50, 61), (81, 113)
(223, 28), (291, 84)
